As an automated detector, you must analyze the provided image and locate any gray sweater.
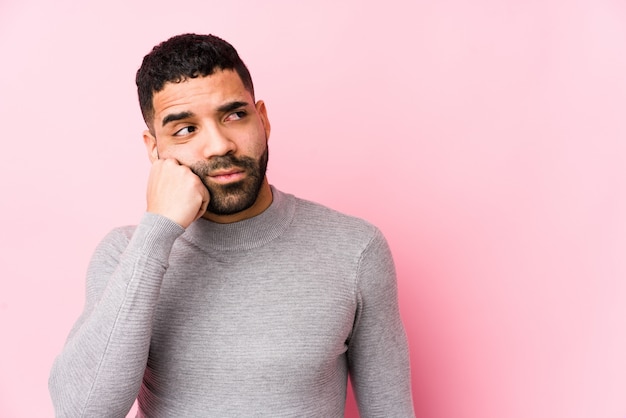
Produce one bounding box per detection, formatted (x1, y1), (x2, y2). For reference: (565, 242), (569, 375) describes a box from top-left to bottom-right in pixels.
(49, 187), (414, 417)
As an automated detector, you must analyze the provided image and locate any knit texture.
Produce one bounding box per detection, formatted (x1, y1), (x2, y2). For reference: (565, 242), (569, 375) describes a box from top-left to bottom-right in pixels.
(49, 187), (414, 417)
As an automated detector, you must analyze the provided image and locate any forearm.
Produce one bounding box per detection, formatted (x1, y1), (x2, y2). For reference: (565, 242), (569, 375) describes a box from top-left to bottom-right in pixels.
(49, 213), (184, 417)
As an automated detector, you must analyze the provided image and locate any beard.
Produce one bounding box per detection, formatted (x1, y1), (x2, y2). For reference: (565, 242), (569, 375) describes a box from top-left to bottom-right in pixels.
(190, 147), (268, 216)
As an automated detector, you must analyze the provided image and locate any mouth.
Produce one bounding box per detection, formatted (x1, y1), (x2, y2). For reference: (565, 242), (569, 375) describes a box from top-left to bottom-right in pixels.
(207, 168), (246, 184)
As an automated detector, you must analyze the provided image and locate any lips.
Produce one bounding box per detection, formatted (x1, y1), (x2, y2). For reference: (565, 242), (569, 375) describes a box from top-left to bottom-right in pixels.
(208, 168), (246, 183)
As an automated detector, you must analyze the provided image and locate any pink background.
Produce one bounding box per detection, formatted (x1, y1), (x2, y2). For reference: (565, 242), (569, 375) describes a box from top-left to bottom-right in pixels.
(1, 0), (626, 417)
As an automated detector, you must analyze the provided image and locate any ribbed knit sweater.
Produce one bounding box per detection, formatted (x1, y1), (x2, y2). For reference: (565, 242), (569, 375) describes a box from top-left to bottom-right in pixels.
(49, 187), (414, 417)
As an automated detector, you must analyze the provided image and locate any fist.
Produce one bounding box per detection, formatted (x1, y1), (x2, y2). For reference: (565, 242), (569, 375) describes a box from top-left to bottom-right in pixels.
(146, 158), (209, 228)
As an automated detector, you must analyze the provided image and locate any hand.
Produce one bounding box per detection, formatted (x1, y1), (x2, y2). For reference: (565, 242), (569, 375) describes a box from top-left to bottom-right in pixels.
(146, 158), (210, 228)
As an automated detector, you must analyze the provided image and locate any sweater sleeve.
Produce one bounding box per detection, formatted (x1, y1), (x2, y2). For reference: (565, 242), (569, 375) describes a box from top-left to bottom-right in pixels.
(49, 213), (184, 418)
(347, 228), (415, 418)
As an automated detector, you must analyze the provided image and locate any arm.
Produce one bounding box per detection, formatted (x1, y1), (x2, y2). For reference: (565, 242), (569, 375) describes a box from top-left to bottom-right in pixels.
(49, 214), (184, 417)
(49, 158), (208, 417)
(348, 229), (415, 418)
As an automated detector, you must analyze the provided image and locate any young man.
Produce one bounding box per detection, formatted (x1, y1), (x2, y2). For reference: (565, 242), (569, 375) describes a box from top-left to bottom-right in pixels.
(49, 33), (415, 417)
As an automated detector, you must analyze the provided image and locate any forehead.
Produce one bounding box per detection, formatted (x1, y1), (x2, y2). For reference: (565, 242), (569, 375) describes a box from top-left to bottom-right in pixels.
(152, 69), (252, 120)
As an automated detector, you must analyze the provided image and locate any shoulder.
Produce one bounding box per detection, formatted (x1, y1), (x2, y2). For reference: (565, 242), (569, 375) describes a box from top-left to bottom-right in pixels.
(97, 224), (136, 250)
(296, 194), (376, 226)
(288, 193), (385, 248)
(87, 225), (137, 270)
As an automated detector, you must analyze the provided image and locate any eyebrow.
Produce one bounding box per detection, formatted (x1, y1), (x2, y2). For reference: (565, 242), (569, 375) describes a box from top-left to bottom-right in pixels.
(160, 101), (251, 128)
(162, 111), (194, 127)
(217, 101), (250, 113)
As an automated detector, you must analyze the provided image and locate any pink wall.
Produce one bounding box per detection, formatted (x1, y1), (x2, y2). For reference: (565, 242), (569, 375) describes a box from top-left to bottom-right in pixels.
(1, 0), (626, 416)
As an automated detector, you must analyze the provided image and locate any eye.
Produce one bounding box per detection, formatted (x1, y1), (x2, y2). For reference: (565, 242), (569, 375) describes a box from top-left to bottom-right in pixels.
(174, 126), (197, 136)
(224, 111), (247, 122)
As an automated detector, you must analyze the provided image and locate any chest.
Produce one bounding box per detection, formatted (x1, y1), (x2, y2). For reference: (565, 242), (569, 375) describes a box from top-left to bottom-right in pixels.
(147, 252), (357, 386)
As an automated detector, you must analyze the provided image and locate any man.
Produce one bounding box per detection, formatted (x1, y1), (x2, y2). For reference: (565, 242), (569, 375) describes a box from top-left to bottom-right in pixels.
(49, 33), (414, 417)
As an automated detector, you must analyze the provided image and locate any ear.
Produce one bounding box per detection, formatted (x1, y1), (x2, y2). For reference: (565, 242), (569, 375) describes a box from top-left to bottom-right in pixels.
(143, 130), (159, 162)
(255, 100), (271, 140)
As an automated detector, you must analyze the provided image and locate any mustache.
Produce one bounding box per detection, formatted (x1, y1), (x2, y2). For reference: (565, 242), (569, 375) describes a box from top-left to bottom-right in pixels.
(190, 155), (257, 178)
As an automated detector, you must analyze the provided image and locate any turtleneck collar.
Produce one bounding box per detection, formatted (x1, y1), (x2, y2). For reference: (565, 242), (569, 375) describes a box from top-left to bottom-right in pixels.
(181, 186), (295, 252)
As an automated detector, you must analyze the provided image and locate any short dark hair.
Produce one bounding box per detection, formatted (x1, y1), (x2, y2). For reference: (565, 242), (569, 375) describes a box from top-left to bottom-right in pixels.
(136, 33), (255, 130)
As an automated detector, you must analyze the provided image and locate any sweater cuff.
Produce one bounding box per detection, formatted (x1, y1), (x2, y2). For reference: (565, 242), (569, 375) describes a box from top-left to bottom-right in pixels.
(130, 212), (186, 262)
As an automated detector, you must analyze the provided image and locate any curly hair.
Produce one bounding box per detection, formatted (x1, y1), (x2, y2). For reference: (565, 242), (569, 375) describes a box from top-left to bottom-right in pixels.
(136, 33), (255, 130)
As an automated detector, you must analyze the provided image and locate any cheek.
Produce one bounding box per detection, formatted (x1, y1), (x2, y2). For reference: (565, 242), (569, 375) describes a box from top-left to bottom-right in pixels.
(245, 140), (268, 161)
(247, 127), (269, 156)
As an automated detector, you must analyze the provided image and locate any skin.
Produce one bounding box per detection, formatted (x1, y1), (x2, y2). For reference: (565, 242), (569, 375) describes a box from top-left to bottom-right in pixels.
(143, 69), (272, 228)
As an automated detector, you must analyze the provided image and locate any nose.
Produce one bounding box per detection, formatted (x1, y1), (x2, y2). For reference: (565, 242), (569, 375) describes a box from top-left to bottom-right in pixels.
(200, 124), (237, 158)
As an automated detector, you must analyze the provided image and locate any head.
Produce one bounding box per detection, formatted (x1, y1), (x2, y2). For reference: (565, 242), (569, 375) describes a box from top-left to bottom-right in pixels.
(136, 33), (255, 134)
(137, 34), (272, 223)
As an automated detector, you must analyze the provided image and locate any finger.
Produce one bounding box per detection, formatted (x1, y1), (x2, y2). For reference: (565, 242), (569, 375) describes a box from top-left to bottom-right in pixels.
(195, 187), (210, 221)
(159, 157), (181, 167)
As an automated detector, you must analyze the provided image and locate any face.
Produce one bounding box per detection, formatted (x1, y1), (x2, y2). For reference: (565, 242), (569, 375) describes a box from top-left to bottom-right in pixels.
(144, 69), (272, 223)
